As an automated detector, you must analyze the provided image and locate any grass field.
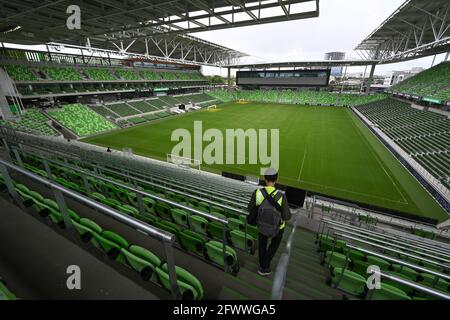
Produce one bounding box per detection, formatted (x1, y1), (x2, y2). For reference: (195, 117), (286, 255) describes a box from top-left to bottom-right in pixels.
(82, 102), (448, 222)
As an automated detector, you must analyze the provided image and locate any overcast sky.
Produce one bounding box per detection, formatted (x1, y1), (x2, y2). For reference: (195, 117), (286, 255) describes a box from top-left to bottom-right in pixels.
(195, 0), (448, 76)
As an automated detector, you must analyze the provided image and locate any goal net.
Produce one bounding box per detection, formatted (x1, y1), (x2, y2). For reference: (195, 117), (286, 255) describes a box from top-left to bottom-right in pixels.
(167, 153), (201, 170)
(237, 99), (249, 104)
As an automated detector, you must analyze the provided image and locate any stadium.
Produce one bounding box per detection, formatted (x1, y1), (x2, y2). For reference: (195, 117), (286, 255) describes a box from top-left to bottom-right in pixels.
(0, 0), (449, 303)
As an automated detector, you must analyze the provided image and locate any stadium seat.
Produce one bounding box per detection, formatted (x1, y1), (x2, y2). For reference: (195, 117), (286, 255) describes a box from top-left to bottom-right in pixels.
(368, 283), (411, 300)
(122, 245), (161, 281)
(383, 271), (415, 295)
(329, 267), (366, 296)
(94, 230), (129, 263)
(155, 202), (173, 221)
(390, 264), (419, 281)
(366, 256), (390, 270)
(72, 218), (103, 247)
(207, 221), (228, 241)
(205, 241), (239, 274)
(229, 230), (256, 254)
(171, 208), (189, 226)
(190, 215), (209, 234)
(161, 263), (204, 300)
(179, 229), (206, 256)
(324, 251), (350, 270)
(155, 266), (197, 300)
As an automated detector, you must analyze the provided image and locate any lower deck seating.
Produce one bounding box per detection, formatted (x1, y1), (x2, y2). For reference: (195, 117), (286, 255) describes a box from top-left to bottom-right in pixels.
(209, 89), (386, 106)
(17, 154), (256, 274)
(0, 109), (59, 136)
(104, 103), (140, 117)
(48, 104), (117, 137)
(317, 233), (449, 300)
(127, 101), (157, 113)
(356, 99), (450, 184)
(4, 171), (204, 300)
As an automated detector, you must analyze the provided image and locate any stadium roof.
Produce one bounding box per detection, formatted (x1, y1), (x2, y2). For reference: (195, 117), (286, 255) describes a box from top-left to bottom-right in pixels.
(229, 59), (379, 69)
(356, 0), (450, 63)
(0, 0), (320, 65)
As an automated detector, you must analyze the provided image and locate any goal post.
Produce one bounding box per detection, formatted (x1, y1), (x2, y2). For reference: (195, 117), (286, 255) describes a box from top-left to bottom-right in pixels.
(207, 104), (217, 110)
(167, 153), (201, 170)
(237, 99), (249, 104)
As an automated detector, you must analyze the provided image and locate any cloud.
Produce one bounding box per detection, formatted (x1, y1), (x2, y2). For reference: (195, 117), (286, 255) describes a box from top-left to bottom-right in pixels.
(195, 0), (447, 75)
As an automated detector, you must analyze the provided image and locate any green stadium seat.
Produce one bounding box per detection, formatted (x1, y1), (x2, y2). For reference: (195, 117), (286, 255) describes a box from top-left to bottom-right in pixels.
(390, 264), (419, 281)
(366, 256), (390, 270)
(179, 229), (206, 256)
(94, 230), (129, 263)
(207, 221), (228, 241)
(161, 263), (204, 300)
(171, 208), (189, 226)
(324, 251), (350, 270)
(368, 283), (411, 300)
(329, 268), (366, 296)
(205, 241), (239, 274)
(230, 230), (256, 254)
(190, 215), (208, 234)
(122, 244), (161, 281)
(155, 201), (172, 221)
(155, 267), (197, 300)
(72, 218), (103, 247)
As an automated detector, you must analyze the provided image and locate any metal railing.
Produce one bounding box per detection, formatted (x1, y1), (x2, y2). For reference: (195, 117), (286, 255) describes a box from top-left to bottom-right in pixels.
(328, 223), (450, 262)
(11, 148), (252, 268)
(345, 245), (450, 300)
(11, 132), (253, 206)
(320, 218), (450, 256)
(325, 223), (450, 263)
(0, 158), (182, 299)
(17, 148), (248, 217)
(271, 210), (299, 300)
(1, 128), (255, 201)
(333, 233), (450, 281)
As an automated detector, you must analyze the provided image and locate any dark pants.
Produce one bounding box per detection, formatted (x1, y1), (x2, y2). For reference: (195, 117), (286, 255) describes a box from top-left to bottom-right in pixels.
(258, 228), (284, 270)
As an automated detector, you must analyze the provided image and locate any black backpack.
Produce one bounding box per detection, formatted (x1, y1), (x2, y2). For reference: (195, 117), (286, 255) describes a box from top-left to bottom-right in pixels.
(256, 188), (283, 238)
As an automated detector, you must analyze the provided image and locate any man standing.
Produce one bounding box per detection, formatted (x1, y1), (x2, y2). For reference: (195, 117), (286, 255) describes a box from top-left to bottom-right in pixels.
(247, 168), (291, 276)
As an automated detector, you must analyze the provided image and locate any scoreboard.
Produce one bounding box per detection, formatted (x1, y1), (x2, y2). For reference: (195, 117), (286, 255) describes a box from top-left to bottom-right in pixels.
(236, 69), (330, 87)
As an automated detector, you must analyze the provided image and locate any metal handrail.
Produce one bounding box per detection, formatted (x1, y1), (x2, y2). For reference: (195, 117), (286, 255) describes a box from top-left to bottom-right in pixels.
(378, 272), (450, 300)
(342, 245), (450, 300)
(323, 219), (450, 258)
(321, 218), (450, 256)
(102, 162), (251, 206)
(83, 148), (251, 201)
(19, 149), (247, 217)
(68, 147), (251, 205)
(13, 149), (238, 270)
(95, 164), (247, 214)
(271, 211), (299, 300)
(15, 149), (228, 225)
(5, 130), (254, 204)
(328, 225), (450, 264)
(339, 234), (450, 280)
(0, 158), (182, 299)
(346, 245), (450, 300)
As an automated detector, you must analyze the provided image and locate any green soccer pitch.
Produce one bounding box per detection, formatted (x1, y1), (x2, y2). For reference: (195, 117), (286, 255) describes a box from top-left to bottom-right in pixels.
(82, 102), (448, 222)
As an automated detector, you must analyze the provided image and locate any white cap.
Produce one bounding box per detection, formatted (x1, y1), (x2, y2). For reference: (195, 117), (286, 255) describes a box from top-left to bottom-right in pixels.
(264, 168), (278, 176)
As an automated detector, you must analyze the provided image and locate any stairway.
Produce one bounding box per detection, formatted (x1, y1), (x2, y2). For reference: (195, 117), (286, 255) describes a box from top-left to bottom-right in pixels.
(217, 227), (343, 300)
